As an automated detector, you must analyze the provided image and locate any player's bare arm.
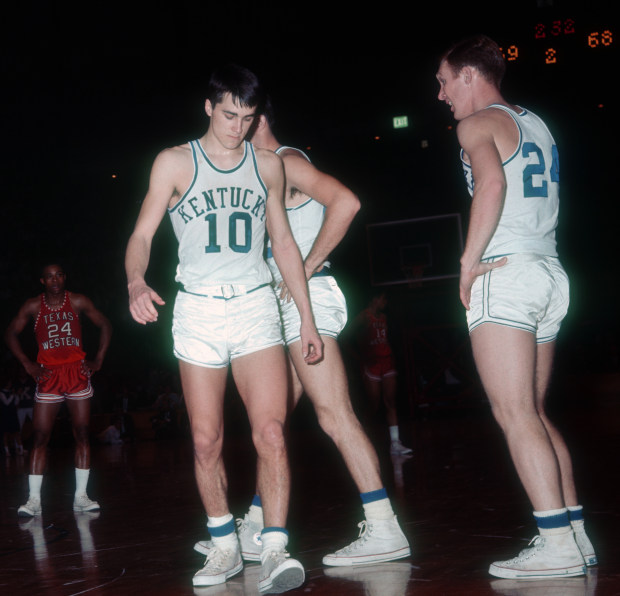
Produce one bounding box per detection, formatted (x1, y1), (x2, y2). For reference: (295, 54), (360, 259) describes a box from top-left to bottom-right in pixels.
(457, 113), (508, 309)
(70, 293), (112, 374)
(280, 150), (360, 278)
(126, 145), (192, 324)
(259, 149), (324, 363)
(4, 297), (44, 380)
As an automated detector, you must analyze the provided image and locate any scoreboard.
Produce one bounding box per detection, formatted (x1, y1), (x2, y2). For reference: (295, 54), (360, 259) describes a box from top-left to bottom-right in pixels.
(498, 14), (614, 67)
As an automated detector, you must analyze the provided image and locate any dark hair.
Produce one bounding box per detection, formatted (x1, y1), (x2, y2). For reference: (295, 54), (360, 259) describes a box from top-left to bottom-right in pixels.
(39, 261), (66, 278)
(262, 95), (276, 128)
(206, 64), (265, 112)
(442, 35), (506, 88)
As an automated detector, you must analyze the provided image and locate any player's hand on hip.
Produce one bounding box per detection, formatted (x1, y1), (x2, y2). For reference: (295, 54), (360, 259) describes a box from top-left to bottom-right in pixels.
(277, 281), (293, 303)
(25, 361), (49, 381)
(128, 283), (166, 324)
(459, 257), (507, 310)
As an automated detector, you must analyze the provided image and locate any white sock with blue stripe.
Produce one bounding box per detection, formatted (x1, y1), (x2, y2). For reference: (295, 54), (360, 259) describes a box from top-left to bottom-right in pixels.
(361, 488), (394, 520)
(208, 513), (238, 549)
(534, 507), (572, 536)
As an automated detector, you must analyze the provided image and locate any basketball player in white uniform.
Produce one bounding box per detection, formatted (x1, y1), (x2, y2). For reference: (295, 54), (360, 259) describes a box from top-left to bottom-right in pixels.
(125, 65), (323, 594)
(194, 100), (410, 567)
(436, 35), (596, 579)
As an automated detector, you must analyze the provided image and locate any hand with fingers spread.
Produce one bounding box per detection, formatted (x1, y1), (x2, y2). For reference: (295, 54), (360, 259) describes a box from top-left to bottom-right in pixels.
(128, 281), (166, 325)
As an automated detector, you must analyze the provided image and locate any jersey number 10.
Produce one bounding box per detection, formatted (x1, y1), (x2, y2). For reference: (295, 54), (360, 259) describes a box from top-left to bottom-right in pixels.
(204, 212), (252, 254)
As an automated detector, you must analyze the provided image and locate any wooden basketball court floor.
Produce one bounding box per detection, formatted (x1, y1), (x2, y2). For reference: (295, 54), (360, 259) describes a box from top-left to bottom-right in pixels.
(1, 377), (619, 595)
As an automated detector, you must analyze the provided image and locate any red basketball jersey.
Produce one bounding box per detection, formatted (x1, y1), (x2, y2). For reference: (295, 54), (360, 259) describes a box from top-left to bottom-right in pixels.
(34, 292), (86, 365)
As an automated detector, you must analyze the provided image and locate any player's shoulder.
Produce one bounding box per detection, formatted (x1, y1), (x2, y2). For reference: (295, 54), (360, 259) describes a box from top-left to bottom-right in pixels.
(21, 295), (42, 315)
(154, 143), (192, 168)
(458, 106), (514, 149)
(67, 291), (93, 311)
(278, 146), (308, 161)
(254, 145), (283, 165)
(253, 146), (284, 176)
(279, 147), (313, 175)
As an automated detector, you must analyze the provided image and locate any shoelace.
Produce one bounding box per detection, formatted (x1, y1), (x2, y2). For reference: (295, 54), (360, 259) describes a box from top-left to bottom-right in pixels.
(205, 547), (235, 569)
(514, 536), (544, 560)
(338, 521), (370, 553)
(236, 515), (262, 546)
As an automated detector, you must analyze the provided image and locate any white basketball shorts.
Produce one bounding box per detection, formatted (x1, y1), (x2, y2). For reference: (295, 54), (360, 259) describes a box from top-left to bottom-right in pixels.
(172, 285), (283, 368)
(466, 254), (569, 343)
(277, 275), (347, 345)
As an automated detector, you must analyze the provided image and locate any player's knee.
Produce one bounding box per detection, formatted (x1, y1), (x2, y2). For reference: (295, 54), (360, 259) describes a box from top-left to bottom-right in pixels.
(32, 429), (51, 449)
(72, 424), (90, 444)
(315, 403), (350, 440)
(489, 398), (537, 432)
(192, 427), (223, 461)
(253, 418), (285, 453)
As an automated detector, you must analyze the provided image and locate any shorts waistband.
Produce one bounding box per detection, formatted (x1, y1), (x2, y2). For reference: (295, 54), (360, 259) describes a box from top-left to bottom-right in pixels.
(311, 266), (332, 278)
(177, 282), (270, 300)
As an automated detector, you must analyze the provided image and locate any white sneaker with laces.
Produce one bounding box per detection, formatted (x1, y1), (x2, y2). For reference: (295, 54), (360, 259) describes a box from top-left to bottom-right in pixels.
(18, 496), (42, 517)
(258, 548), (304, 594)
(390, 440), (412, 456)
(488, 534), (587, 579)
(322, 516), (411, 566)
(73, 494), (100, 513)
(194, 514), (263, 561)
(193, 545), (243, 587)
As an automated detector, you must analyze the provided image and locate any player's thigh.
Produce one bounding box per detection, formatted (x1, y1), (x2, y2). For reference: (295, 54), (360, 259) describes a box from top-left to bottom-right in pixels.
(179, 360), (228, 435)
(534, 340), (557, 411)
(231, 345), (288, 426)
(65, 397), (91, 428)
(32, 401), (62, 435)
(470, 323), (538, 408)
(288, 336), (351, 412)
(280, 276), (347, 344)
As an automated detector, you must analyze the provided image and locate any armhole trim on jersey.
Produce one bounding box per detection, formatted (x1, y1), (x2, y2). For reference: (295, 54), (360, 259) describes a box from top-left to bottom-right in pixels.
(169, 140), (199, 213)
(275, 145), (311, 163)
(249, 143), (269, 200)
(486, 104), (523, 166)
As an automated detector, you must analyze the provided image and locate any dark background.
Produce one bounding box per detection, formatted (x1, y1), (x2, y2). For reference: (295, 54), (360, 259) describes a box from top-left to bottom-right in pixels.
(1, 0), (616, 389)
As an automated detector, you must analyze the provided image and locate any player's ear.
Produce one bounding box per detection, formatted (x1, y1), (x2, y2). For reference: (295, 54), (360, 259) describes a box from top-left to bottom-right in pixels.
(462, 66), (475, 86)
(205, 99), (213, 117)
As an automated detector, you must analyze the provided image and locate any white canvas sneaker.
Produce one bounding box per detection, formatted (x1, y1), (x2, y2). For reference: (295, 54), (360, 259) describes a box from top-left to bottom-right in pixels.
(73, 494), (100, 513)
(18, 496), (42, 517)
(194, 514), (262, 561)
(322, 516), (411, 566)
(193, 546), (243, 587)
(258, 549), (304, 594)
(489, 534), (587, 579)
(390, 440), (413, 456)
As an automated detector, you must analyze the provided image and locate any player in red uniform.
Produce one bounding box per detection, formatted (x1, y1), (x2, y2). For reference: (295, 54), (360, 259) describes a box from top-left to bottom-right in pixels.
(5, 263), (112, 516)
(353, 292), (412, 455)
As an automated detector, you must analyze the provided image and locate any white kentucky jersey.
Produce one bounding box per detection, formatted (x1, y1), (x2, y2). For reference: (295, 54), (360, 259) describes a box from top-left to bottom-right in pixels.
(266, 146), (328, 283)
(461, 104), (560, 259)
(168, 140), (271, 291)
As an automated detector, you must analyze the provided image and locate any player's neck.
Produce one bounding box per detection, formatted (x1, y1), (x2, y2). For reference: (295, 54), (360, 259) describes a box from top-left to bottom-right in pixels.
(199, 132), (246, 166)
(44, 290), (66, 309)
